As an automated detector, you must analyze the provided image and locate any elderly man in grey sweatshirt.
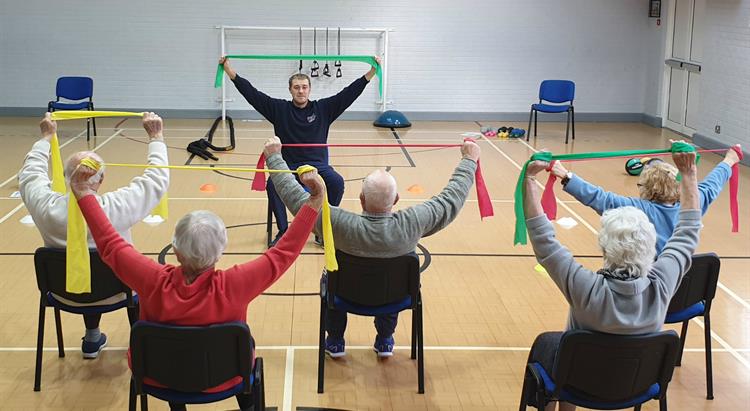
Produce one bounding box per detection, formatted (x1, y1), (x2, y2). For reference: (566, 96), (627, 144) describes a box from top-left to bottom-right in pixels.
(263, 136), (479, 357)
(519, 146), (702, 411)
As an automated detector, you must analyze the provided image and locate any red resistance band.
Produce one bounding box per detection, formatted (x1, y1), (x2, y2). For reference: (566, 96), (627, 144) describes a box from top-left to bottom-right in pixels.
(540, 147), (743, 232)
(252, 142), (494, 219)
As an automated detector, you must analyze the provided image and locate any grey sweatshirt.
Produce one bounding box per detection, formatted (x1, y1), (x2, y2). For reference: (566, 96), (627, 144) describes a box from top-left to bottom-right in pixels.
(266, 153), (477, 258)
(527, 209), (701, 334)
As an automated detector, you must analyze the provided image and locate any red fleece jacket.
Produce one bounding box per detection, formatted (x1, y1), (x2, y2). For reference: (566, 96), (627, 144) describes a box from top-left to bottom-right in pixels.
(78, 195), (318, 392)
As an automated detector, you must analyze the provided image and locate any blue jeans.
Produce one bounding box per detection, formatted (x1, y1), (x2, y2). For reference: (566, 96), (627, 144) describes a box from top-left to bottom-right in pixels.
(321, 275), (399, 340)
(267, 164), (344, 231)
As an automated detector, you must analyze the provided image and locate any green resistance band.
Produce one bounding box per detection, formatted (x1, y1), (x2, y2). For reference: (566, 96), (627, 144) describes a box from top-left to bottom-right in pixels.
(513, 141), (698, 245)
(215, 55), (383, 97)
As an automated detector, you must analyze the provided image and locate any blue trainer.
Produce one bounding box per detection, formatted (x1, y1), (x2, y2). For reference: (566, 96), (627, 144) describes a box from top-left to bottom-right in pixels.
(324, 336), (346, 358)
(373, 335), (394, 358)
(82, 333), (108, 359)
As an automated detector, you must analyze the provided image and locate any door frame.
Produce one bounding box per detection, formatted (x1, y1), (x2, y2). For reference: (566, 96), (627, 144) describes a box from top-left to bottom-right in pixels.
(660, 0), (699, 136)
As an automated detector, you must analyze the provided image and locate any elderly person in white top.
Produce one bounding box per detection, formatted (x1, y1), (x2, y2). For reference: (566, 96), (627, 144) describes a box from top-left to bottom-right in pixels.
(519, 146), (702, 411)
(19, 112), (169, 359)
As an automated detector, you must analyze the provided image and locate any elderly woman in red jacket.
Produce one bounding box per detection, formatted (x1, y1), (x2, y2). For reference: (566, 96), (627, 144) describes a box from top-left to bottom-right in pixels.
(70, 161), (323, 411)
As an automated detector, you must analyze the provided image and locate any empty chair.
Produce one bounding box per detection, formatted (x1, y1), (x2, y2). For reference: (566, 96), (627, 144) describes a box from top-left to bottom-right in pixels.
(47, 76), (97, 141)
(318, 250), (424, 393)
(665, 253), (721, 400)
(128, 321), (264, 411)
(33, 247), (138, 391)
(520, 329), (680, 410)
(527, 80), (576, 144)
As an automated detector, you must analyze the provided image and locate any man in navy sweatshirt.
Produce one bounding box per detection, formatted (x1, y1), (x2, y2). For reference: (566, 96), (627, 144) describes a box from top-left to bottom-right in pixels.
(220, 56), (381, 246)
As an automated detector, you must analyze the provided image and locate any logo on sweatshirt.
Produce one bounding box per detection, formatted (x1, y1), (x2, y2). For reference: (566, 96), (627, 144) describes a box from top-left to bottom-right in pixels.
(307, 114), (316, 123)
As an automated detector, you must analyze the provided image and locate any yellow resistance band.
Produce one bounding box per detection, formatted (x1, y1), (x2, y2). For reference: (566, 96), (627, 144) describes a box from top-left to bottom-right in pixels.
(65, 157), (103, 293)
(48, 110), (145, 193)
(65, 160), (337, 293)
(105, 162), (337, 271)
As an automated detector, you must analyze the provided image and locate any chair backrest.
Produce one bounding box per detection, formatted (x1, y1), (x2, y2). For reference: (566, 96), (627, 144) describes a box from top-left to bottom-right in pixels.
(55, 76), (93, 101)
(539, 80), (575, 104)
(129, 321), (253, 393)
(552, 329), (679, 402)
(33, 247), (131, 304)
(667, 253), (720, 313)
(327, 250), (420, 307)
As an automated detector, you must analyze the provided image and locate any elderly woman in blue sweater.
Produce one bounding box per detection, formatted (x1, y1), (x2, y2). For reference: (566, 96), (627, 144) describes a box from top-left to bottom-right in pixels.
(520, 149), (702, 411)
(549, 144), (740, 253)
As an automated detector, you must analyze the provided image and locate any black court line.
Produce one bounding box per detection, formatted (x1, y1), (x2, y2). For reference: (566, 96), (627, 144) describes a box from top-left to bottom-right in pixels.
(391, 128), (416, 167)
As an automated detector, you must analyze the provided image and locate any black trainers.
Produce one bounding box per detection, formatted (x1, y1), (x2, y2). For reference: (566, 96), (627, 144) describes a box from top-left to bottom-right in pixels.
(314, 235), (324, 247)
(268, 229), (287, 248)
(82, 333), (108, 359)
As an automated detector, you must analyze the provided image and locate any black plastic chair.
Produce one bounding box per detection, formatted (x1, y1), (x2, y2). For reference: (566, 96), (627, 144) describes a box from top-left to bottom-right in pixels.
(128, 321), (264, 411)
(665, 253), (721, 400)
(318, 250), (424, 394)
(33, 247), (138, 391)
(47, 76), (97, 141)
(520, 329), (680, 410)
(527, 80), (576, 144)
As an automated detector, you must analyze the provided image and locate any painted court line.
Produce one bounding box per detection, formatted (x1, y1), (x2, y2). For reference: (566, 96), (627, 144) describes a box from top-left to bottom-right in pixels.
(691, 318), (750, 370)
(0, 204), (24, 225)
(283, 348), (295, 411)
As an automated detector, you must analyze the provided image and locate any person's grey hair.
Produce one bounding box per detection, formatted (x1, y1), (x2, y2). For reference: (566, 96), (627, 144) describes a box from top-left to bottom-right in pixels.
(64, 151), (105, 184)
(598, 206), (657, 278)
(362, 169), (398, 212)
(172, 210), (227, 273)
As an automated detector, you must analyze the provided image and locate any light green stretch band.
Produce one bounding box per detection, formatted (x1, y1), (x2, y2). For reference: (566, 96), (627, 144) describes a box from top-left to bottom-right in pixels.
(513, 141), (698, 245)
(215, 55), (382, 97)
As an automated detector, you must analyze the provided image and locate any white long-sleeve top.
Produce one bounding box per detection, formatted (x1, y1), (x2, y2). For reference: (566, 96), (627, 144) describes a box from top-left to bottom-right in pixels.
(18, 139), (170, 248)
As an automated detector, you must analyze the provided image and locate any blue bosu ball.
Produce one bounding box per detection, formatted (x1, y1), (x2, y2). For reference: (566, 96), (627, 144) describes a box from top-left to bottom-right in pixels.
(373, 110), (411, 128)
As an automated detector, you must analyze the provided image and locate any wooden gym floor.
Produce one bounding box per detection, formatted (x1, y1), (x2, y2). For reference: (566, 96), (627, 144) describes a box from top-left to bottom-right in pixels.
(0, 117), (748, 410)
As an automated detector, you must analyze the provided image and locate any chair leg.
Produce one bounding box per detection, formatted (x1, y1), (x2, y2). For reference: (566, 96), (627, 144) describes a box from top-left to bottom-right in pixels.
(519, 372), (530, 411)
(411, 310), (417, 360)
(634, 404), (642, 411)
(140, 394), (148, 411)
(91, 109), (97, 138)
(417, 302), (425, 394)
(127, 304), (139, 326)
(527, 109), (534, 142)
(659, 394), (667, 411)
(86, 118), (91, 142)
(704, 313), (714, 400)
(53, 308), (64, 358)
(317, 298), (326, 394)
(565, 110), (570, 144)
(129, 378), (137, 411)
(34, 297), (46, 391)
(676, 320), (689, 366)
(534, 111), (538, 137)
(266, 201), (273, 248)
(570, 107), (575, 140)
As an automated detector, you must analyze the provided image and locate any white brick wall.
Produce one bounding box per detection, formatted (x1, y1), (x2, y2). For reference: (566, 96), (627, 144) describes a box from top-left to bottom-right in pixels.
(695, 0), (750, 147)
(1, 0), (663, 115)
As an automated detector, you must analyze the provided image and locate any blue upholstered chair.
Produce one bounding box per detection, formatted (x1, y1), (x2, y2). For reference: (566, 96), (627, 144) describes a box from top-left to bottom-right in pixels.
(520, 329), (680, 411)
(318, 250), (424, 394)
(128, 321), (264, 411)
(665, 253), (721, 400)
(527, 80), (576, 144)
(48, 76), (97, 141)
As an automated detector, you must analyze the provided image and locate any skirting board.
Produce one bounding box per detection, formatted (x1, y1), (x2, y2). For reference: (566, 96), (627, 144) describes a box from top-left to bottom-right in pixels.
(693, 133), (750, 166)
(1, 107), (663, 126)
